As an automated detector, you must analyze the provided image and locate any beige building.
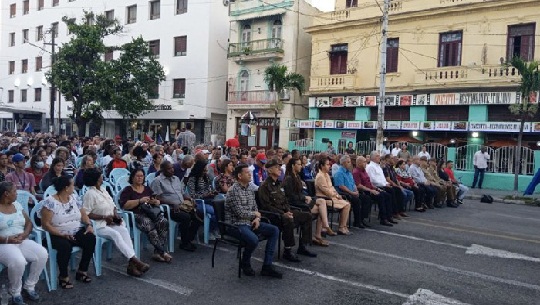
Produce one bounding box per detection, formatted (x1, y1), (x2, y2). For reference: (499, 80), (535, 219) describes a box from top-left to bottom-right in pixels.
(304, 0), (539, 148)
(226, 0), (319, 149)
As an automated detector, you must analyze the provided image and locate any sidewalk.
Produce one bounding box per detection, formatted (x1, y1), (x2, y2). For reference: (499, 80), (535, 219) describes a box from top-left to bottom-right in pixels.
(464, 187), (540, 205)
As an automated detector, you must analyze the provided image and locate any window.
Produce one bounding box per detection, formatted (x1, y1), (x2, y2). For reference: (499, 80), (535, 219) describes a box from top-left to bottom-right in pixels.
(9, 33), (15, 47)
(319, 108), (355, 120)
(36, 56), (42, 71)
(241, 25), (251, 45)
(149, 85), (159, 99)
(426, 106), (468, 121)
(369, 106), (410, 121)
(173, 79), (186, 98)
(21, 89), (27, 102)
(37, 0), (44, 11)
(387, 38), (399, 73)
(149, 40), (160, 57)
(239, 70), (249, 100)
(105, 10), (114, 21)
(174, 36), (187, 56)
(150, 1), (160, 20)
(51, 22), (59, 38)
(488, 105), (518, 121)
(272, 20), (282, 39)
(23, 1), (29, 14)
(329, 44), (348, 74)
(10, 3), (16, 18)
(104, 50), (113, 61)
(127, 5), (137, 24)
(35, 88), (42, 102)
(8, 91), (14, 103)
(438, 31), (462, 67)
(176, 0), (187, 14)
(22, 29), (29, 43)
(52, 0), (59, 6)
(22, 59), (28, 73)
(345, 0), (358, 8)
(9, 61), (15, 75)
(507, 23), (535, 62)
(36, 26), (43, 41)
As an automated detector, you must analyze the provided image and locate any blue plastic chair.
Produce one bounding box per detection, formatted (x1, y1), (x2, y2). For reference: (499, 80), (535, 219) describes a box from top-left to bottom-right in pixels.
(142, 166), (149, 176)
(92, 210), (130, 277)
(113, 190), (148, 258)
(30, 201), (79, 291)
(145, 172), (156, 187)
(109, 168), (130, 185)
(75, 156), (83, 168)
(115, 176), (130, 194)
(42, 186), (57, 199)
(16, 190), (38, 214)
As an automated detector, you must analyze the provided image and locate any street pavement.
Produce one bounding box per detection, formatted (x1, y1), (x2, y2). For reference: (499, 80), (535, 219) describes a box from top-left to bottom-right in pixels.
(3, 196), (540, 305)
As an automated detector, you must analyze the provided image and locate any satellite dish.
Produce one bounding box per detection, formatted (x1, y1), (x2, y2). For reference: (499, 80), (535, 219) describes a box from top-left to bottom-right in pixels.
(223, 0), (229, 6)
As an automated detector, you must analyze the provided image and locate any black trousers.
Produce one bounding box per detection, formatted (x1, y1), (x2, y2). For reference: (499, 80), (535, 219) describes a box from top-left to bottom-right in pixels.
(408, 185), (425, 208)
(49, 228), (96, 278)
(366, 190), (393, 221)
(281, 210), (312, 248)
(383, 186), (404, 214)
(171, 208), (202, 244)
(418, 183), (436, 206)
(346, 193), (371, 225)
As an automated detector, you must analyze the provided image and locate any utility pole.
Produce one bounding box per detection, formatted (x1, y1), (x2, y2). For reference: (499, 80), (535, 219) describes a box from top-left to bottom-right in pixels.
(376, 0), (390, 152)
(44, 27), (56, 134)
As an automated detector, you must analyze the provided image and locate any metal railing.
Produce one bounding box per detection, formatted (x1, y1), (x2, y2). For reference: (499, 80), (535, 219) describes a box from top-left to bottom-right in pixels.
(492, 146), (535, 175)
(291, 138), (324, 156)
(455, 144), (495, 172)
(228, 38), (283, 57)
(355, 141), (377, 156)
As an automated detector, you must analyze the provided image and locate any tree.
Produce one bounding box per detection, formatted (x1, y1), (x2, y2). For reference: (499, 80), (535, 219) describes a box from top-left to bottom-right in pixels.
(46, 11), (164, 136)
(263, 64), (305, 147)
(508, 57), (540, 194)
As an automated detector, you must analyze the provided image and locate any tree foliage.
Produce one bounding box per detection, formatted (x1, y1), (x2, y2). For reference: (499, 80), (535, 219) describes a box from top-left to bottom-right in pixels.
(508, 57), (540, 117)
(46, 11), (165, 135)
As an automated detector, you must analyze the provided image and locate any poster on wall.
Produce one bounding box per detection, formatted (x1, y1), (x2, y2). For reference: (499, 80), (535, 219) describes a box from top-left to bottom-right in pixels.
(298, 120), (314, 128)
(402, 121), (420, 130)
(415, 94), (429, 105)
(325, 120), (336, 128)
(308, 97), (316, 107)
(331, 97), (344, 107)
(341, 131), (356, 139)
(421, 122), (433, 130)
(345, 121), (362, 129)
(363, 121), (377, 129)
(469, 122), (531, 133)
(400, 95), (413, 106)
(335, 121), (345, 129)
(364, 96), (377, 107)
(385, 121), (401, 129)
(345, 96), (360, 107)
(384, 96), (398, 106)
(452, 121), (467, 131)
(433, 93), (458, 105)
(316, 97), (330, 107)
(314, 120), (324, 128)
(532, 122), (540, 132)
(288, 120), (298, 128)
(434, 121), (452, 130)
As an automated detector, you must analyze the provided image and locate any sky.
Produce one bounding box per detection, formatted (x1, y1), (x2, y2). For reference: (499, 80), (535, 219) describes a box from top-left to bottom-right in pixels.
(309, 0), (335, 12)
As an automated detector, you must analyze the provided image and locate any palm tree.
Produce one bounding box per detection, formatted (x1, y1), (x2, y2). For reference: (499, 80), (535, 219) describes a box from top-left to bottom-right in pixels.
(264, 64), (305, 147)
(508, 57), (540, 194)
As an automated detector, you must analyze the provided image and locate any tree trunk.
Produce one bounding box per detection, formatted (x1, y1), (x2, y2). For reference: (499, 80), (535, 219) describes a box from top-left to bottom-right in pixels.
(76, 120), (86, 137)
(513, 114), (525, 195)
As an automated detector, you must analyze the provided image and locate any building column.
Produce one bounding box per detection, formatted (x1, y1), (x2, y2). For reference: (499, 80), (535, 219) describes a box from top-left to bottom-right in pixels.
(355, 107), (370, 121)
(410, 106), (427, 121)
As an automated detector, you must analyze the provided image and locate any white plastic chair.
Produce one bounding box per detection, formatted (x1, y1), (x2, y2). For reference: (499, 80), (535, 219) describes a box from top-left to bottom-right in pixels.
(109, 168), (130, 185)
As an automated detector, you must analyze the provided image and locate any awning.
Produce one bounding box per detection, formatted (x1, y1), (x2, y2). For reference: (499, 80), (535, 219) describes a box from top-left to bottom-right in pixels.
(0, 104), (46, 114)
(102, 110), (194, 120)
(232, 12), (284, 21)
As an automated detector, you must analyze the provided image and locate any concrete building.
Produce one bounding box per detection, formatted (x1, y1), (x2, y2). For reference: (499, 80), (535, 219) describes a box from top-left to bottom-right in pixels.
(225, 0), (319, 149)
(0, 0), (229, 142)
(302, 0), (540, 150)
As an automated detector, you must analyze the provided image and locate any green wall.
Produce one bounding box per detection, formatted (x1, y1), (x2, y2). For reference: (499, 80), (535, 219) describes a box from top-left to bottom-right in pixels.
(410, 106), (427, 121)
(309, 108), (319, 119)
(355, 108), (370, 121)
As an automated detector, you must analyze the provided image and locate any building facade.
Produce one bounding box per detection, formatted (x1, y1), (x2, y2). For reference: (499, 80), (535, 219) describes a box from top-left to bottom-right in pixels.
(226, 0), (318, 149)
(0, 0), (229, 142)
(302, 0), (540, 152)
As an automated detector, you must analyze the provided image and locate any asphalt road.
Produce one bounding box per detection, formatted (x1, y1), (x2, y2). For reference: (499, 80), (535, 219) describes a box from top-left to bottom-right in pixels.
(3, 198), (540, 305)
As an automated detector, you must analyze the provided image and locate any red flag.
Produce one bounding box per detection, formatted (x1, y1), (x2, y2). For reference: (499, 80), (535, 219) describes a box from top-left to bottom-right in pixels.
(144, 133), (154, 143)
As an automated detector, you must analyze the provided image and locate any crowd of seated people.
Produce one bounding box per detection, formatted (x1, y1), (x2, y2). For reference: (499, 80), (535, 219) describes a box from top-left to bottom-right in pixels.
(0, 133), (471, 299)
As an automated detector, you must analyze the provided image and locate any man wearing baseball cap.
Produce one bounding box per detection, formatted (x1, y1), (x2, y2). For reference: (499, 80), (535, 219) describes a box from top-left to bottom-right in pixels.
(6, 153), (36, 194)
(252, 153), (267, 187)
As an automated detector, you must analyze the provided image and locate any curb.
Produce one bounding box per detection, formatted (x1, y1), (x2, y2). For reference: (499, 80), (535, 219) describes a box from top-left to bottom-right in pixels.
(465, 194), (526, 205)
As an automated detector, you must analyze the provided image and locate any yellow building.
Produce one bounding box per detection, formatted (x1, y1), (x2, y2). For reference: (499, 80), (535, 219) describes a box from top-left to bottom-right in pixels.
(304, 0), (539, 148)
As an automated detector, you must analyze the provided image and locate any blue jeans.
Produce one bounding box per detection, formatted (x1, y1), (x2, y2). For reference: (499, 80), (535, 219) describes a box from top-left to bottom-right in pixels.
(400, 188), (414, 210)
(456, 184), (469, 200)
(228, 222), (279, 266)
(472, 167), (486, 188)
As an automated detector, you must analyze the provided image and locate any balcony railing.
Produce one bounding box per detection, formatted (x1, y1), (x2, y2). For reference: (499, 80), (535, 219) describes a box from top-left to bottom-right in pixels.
(227, 90), (277, 109)
(228, 38), (284, 60)
(309, 74), (357, 92)
(414, 65), (521, 86)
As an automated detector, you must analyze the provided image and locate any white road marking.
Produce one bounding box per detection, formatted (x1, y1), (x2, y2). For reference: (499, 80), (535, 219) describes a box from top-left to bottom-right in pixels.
(403, 289), (471, 305)
(365, 229), (540, 263)
(102, 263), (193, 296)
(489, 213), (540, 223)
(331, 241), (540, 292)
(466, 244), (540, 263)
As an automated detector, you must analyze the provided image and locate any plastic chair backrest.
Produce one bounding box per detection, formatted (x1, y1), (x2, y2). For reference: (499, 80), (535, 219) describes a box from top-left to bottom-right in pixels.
(43, 186), (57, 199)
(101, 181), (115, 197)
(109, 168), (130, 184)
(115, 176), (130, 192)
(76, 156), (83, 168)
(146, 172), (156, 186)
(16, 190), (33, 214)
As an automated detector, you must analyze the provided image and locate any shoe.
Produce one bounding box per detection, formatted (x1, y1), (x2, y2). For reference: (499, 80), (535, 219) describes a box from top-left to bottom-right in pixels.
(260, 265), (283, 279)
(447, 202), (458, 208)
(414, 208), (426, 212)
(152, 253), (166, 262)
(393, 214), (402, 220)
(162, 252), (173, 263)
(312, 237), (329, 247)
(132, 258), (150, 273)
(337, 229), (352, 235)
(11, 295), (27, 305)
(380, 220), (393, 227)
(283, 250), (301, 262)
(23, 289), (40, 302)
(75, 271), (92, 283)
(324, 227), (337, 236)
(388, 218), (398, 224)
(297, 246), (317, 258)
(179, 242), (197, 252)
(362, 221), (371, 228)
(434, 203), (443, 208)
(399, 212), (409, 218)
(58, 277), (74, 289)
(353, 222), (366, 229)
(427, 203), (435, 209)
(457, 199), (463, 205)
(241, 263), (255, 276)
(127, 260), (143, 277)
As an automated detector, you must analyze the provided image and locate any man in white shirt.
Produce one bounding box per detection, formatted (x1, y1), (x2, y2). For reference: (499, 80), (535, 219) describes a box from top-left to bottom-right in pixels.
(381, 142), (391, 156)
(366, 151), (400, 223)
(391, 145), (401, 157)
(472, 146), (490, 189)
(417, 145), (431, 159)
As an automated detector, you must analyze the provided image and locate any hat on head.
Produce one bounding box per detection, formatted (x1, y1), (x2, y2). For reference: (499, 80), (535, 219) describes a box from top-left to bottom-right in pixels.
(265, 158), (280, 169)
(115, 135), (122, 141)
(202, 150), (211, 154)
(12, 153), (25, 163)
(255, 153), (267, 164)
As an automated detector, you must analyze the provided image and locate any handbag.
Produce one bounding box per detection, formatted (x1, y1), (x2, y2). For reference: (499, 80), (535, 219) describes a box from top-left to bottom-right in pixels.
(480, 194), (494, 204)
(139, 202), (162, 222)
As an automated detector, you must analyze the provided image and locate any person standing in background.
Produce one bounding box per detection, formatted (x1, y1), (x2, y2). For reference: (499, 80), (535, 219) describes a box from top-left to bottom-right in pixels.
(472, 146), (490, 189)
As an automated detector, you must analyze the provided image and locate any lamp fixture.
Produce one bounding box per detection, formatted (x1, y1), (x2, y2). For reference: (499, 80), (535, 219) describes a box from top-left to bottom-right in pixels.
(412, 131), (418, 137)
(472, 132), (479, 138)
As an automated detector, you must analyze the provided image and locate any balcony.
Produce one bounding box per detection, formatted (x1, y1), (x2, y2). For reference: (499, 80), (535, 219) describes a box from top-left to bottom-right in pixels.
(228, 38), (284, 63)
(227, 90), (278, 110)
(309, 74), (357, 93)
(414, 65), (521, 88)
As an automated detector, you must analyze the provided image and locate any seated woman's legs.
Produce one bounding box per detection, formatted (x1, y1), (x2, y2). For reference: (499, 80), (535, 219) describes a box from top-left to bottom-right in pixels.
(136, 214), (168, 255)
(49, 235), (74, 279)
(73, 228), (96, 274)
(19, 240), (48, 293)
(0, 244), (28, 296)
(97, 225), (135, 259)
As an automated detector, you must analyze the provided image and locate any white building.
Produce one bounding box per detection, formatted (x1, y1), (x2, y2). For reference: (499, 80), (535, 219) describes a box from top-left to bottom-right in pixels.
(226, 0), (319, 149)
(0, 0), (229, 142)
